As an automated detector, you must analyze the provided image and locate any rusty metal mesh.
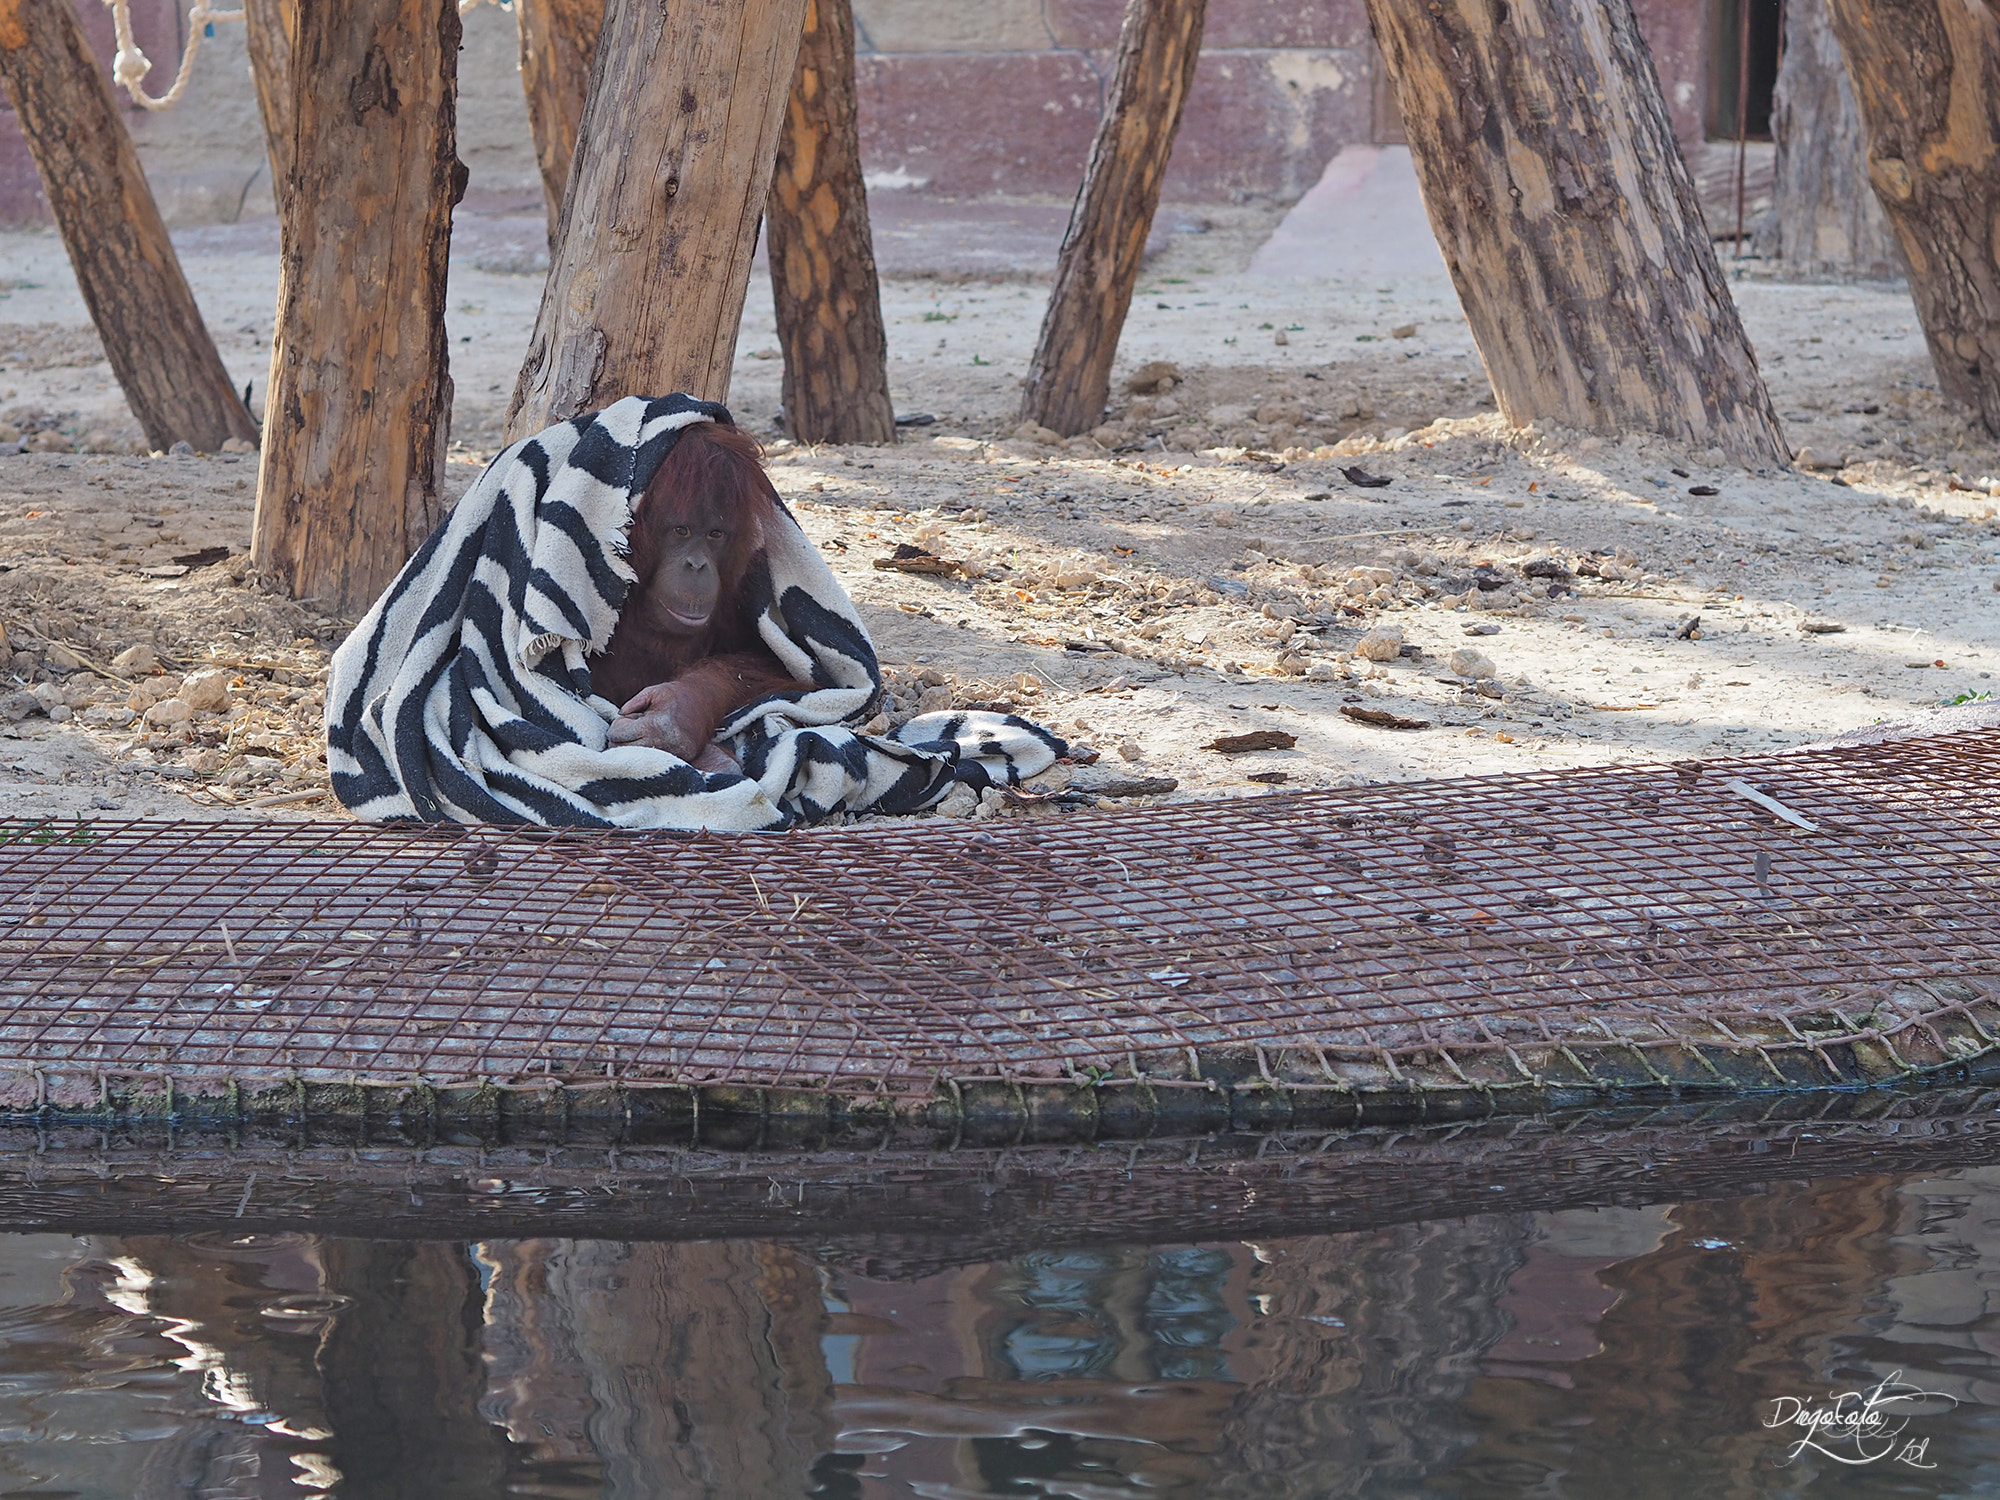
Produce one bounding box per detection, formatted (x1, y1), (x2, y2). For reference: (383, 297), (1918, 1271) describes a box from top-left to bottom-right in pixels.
(0, 730), (1995, 1104)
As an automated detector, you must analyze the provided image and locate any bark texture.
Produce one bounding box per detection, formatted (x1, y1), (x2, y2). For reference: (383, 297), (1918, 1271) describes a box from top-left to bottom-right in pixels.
(1020, 0), (1208, 437)
(242, 0), (296, 195)
(1824, 0), (2000, 434)
(0, 0), (257, 453)
(1363, 0), (1789, 466)
(767, 0), (895, 444)
(506, 0), (810, 441)
(1755, 0), (1901, 276)
(252, 0), (465, 614)
(515, 0), (602, 242)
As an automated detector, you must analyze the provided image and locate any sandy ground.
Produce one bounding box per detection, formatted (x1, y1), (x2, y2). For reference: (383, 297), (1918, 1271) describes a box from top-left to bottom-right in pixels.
(0, 187), (1995, 825)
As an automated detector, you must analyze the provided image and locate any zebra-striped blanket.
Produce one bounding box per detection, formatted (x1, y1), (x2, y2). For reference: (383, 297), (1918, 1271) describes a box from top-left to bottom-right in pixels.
(325, 395), (1065, 828)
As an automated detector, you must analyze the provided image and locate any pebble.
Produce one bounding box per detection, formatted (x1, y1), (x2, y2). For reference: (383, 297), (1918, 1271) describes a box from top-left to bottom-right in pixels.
(111, 643), (158, 675)
(915, 684), (954, 714)
(1305, 661), (1342, 682)
(1448, 648), (1498, 680)
(179, 670), (234, 713)
(932, 783), (978, 819)
(1354, 626), (1404, 662)
(0, 691), (40, 723)
(1117, 739), (1144, 761)
(168, 440), (195, 457)
(144, 697), (193, 726)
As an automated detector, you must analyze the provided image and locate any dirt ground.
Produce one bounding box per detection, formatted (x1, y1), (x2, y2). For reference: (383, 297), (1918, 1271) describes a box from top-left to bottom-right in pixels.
(0, 198), (1996, 825)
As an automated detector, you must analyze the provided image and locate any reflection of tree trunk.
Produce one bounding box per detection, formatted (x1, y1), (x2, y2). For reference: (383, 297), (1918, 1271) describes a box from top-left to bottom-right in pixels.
(1021, 0), (1208, 438)
(768, 0), (896, 445)
(479, 1239), (832, 1497)
(515, 0), (603, 243)
(0, 0), (259, 454)
(1363, 0), (1788, 466)
(1216, 1221), (1526, 1494)
(505, 0), (809, 439)
(318, 1241), (512, 1498)
(251, 0), (465, 614)
(1824, 0), (2000, 435)
(1754, 0), (1899, 277)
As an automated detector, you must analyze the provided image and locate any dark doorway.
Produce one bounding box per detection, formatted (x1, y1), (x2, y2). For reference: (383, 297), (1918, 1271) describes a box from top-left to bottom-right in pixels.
(1709, 0), (1783, 140)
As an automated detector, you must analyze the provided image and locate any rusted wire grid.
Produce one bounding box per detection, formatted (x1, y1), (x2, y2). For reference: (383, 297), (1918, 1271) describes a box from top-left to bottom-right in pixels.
(0, 731), (1992, 1132)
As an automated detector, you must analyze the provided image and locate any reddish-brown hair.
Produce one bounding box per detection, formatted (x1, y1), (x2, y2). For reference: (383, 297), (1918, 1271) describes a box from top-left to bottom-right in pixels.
(625, 421), (777, 591)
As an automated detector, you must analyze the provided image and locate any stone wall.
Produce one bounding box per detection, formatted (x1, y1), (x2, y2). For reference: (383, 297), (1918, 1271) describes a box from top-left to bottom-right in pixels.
(0, 0), (1714, 228)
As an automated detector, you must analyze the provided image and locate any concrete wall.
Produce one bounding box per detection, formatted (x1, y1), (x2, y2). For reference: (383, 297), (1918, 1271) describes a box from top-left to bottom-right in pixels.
(0, 0), (1714, 228)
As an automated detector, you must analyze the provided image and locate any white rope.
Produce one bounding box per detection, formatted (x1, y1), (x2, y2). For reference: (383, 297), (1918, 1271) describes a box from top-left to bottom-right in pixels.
(102, 0), (243, 112)
(104, 0), (504, 110)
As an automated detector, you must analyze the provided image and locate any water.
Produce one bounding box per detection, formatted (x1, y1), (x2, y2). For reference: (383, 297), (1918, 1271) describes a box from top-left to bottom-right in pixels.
(6, 1114), (2000, 1496)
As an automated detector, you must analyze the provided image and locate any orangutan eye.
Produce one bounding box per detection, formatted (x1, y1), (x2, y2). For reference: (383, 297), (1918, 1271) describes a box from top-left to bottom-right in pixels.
(708, 529), (725, 541)
(672, 525), (690, 538)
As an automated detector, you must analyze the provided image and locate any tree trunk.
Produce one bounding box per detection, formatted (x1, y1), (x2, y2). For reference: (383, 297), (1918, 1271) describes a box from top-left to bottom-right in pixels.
(515, 0), (602, 243)
(767, 0), (895, 445)
(0, 0), (258, 453)
(505, 0), (810, 442)
(252, 0), (465, 616)
(1363, 0), (1790, 467)
(1824, 0), (2000, 435)
(242, 0), (296, 195)
(1754, 0), (1901, 277)
(1020, 0), (1208, 438)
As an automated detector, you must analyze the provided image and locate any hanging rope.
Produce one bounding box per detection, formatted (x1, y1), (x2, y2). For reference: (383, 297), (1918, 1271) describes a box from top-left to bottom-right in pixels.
(102, 0), (243, 112)
(103, 0), (505, 111)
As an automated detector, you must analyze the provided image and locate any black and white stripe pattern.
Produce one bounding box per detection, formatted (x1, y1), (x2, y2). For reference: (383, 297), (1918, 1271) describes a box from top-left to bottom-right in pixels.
(326, 395), (1066, 828)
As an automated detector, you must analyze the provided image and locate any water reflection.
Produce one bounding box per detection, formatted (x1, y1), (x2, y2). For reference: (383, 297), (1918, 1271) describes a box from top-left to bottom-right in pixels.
(6, 1166), (2000, 1494)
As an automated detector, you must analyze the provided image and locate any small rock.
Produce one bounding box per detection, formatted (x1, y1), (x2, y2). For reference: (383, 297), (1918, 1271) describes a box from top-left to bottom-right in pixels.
(111, 643), (159, 675)
(179, 669), (234, 713)
(915, 684), (954, 715)
(1273, 329), (1289, 346)
(144, 697), (194, 727)
(1474, 679), (1505, 699)
(933, 783), (979, 819)
(220, 436), (257, 454)
(1012, 421), (1064, 446)
(1305, 660), (1342, 682)
(0, 691), (41, 723)
(89, 795), (122, 811)
(27, 430), (68, 453)
(1462, 622), (1501, 636)
(1117, 738), (1144, 761)
(43, 642), (90, 673)
(1390, 323), (1418, 339)
(1124, 360), (1181, 394)
(1023, 763), (1072, 793)
(1354, 626), (1404, 662)
(168, 440), (195, 457)
(45, 703), (71, 723)
(1448, 648), (1498, 680)
(861, 713), (891, 735)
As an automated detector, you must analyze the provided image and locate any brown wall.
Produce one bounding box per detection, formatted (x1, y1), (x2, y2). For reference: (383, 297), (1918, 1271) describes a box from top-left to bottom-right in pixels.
(0, 0), (1716, 229)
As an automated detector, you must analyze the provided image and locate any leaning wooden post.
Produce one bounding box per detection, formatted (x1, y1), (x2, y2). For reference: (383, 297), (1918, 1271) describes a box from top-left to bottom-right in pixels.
(1020, 0), (1207, 438)
(242, 0), (296, 194)
(1824, 0), (2000, 435)
(515, 0), (603, 242)
(0, 0), (258, 453)
(767, 0), (895, 445)
(1363, 0), (1790, 467)
(1757, 0), (1899, 278)
(505, 0), (810, 441)
(252, 0), (465, 615)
